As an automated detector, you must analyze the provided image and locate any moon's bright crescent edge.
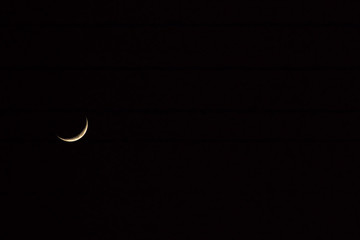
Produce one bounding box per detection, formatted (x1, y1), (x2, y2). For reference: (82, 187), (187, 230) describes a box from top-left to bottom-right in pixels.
(57, 117), (88, 142)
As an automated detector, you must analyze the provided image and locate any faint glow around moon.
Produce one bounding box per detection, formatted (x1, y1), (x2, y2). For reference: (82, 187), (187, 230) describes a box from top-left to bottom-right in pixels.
(57, 117), (88, 142)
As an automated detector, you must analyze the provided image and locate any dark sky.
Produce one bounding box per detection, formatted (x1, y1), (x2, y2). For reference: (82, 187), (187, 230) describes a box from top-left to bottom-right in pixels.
(2, 1), (360, 239)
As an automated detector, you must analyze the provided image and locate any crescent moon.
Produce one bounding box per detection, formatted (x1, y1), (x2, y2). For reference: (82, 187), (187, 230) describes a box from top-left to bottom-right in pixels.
(57, 117), (88, 142)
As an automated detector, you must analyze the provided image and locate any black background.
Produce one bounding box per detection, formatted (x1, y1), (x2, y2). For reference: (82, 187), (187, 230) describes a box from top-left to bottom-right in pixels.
(2, 1), (360, 238)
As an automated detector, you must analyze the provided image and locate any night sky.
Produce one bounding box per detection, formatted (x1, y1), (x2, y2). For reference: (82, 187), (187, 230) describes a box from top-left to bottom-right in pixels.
(2, 1), (360, 239)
